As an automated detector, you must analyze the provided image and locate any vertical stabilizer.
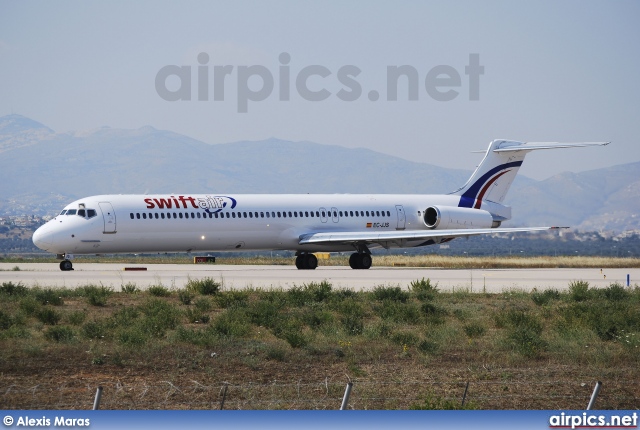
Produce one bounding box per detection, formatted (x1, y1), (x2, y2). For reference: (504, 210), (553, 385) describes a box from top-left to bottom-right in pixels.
(451, 140), (609, 209)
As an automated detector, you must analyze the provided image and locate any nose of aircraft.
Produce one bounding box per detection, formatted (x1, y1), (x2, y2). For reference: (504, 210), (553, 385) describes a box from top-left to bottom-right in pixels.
(32, 224), (56, 251)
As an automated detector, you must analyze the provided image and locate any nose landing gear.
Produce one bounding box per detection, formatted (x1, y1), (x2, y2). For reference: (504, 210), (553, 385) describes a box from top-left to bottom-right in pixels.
(59, 260), (74, 271)
(57, 254), (74, 271)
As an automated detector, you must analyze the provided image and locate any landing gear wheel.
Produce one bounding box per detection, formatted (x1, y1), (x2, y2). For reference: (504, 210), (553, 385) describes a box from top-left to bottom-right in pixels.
(349, 253), (372, 270)
(360, 254), (372, 269)
(349, 253), (361, 269)
(295, 253), (318, 270)
(304, 254), (318, 270)
(59, 260), (73, 271)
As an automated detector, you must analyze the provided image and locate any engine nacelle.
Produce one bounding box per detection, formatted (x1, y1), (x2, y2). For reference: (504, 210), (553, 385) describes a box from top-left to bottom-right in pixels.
(423, 205), (496, 229)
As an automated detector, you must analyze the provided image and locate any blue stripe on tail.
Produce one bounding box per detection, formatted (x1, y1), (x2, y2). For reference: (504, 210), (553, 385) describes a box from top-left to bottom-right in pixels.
(458, 161), (523, 208)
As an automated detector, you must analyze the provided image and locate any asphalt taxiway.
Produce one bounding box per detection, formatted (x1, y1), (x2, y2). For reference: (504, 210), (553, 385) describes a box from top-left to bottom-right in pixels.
(0, 263), (636, 292)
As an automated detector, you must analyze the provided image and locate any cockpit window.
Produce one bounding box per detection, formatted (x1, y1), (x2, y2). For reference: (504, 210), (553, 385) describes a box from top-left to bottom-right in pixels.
(66, 209), (77, 215)
(59, 210), (67, 215)
(87, 209), (97, 218)
(78, 209), (86, 217)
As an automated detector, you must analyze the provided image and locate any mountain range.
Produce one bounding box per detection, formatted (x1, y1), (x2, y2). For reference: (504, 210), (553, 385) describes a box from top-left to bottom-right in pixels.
(1, 114), (637, 232)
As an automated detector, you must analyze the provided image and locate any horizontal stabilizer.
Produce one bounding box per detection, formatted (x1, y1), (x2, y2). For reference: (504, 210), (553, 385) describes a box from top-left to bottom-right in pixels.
(492, 141), (610, 152)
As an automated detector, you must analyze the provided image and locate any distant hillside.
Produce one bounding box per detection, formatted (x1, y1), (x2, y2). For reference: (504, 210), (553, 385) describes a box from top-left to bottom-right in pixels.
(0, 115), (636, 232)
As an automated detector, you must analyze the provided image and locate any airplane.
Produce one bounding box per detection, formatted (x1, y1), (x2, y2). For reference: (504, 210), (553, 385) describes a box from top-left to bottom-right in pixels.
(32, 139), (609, 271)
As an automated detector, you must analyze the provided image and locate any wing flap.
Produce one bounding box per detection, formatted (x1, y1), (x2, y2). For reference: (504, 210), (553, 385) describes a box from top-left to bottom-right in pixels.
(299, 226), (565, 245)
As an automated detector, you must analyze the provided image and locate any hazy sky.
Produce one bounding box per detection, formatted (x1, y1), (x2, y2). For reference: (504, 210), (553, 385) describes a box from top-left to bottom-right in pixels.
(1, 1), (638, 180)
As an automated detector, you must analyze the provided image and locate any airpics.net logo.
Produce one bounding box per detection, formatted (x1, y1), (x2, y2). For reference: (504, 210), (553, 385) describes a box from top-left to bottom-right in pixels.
(155, 52), (484, 112)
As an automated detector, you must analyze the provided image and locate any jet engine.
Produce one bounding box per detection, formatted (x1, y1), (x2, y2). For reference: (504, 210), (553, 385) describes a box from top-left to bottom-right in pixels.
(423, 205), (498, 229)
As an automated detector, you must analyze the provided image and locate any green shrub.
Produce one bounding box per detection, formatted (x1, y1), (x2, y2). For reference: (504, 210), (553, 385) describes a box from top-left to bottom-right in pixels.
(569, 280), (590, 302)
(531, 288), (560, 306)
(36, 307), (61, 325)
(111, 306), (139, 327)
(373, 285), (409, 303)
(417, 339), (439, 354)
(0, 310), (12, 330)
(67, 310), (87, 326)
(19, 297), (40, 315)
(339, 299), (365, 335)
(186, 277), (221, 295)
(0, 281), (28, 296)
(117, 326), (148, 347)
(603, 283), (630, 301)
(390, 330), (420, 347)
(80, 285), (113, 306)
(178, 289), (194, 305)
(184, 307), (210, 324)
(287, 281), (333, 306)
(212, 309), (251, 338)
(273, 319), (309, 348)
(44, 325), (74, 342)
(121, 282), (139, 294)
(139, 298), (181, 336)
(410, 278), (439, 301)
(215, 290), (249, 308)
(194, 297), (213, 313)
(82, 320), (109, 339)
(34, 288), (64, 306)
(148, 285), (171, 297)
(463, 322), (486, 338)
(248, 299), (285, 329)
(375, 300), (421, 324)
(496, 309), (546, 358)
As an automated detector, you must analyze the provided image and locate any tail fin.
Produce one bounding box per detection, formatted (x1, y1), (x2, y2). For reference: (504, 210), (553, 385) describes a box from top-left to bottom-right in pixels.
(451, 140), (609, 208)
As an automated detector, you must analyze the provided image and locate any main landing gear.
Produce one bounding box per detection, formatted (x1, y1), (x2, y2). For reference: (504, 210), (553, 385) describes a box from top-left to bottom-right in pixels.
(295, 252), (318, 270)
(349, 252), (372, 269)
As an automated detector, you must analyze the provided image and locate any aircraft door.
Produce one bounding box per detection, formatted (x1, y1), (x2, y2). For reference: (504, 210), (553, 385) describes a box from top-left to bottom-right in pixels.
(99, 202), (117, 234)
(331, 207), (339, 223)
(395, 205), (406, 230)
(319, 207), (328, 223)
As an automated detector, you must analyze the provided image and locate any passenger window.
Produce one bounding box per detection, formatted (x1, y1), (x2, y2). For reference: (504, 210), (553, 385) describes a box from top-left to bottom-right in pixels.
(260, 212), (264, 218)
(288, 212), (292, 217)
(277, 212), (281, 218)
(232, 212), (236, 218)
(130, 213), (134, 219)
(266, 212), (270, 218)
(179, 213), (183, 219)
(249, 212), (253, 218)
(161, 213), (165, 219)
(271, 212), (275, 218)
(136, 213), (140, 219)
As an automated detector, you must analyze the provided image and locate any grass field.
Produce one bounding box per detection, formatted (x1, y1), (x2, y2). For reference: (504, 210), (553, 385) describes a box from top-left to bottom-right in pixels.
(1, 275), (639, 409)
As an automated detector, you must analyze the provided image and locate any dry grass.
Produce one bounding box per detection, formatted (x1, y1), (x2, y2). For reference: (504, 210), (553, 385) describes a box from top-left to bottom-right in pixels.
(3, 254), (640, 268)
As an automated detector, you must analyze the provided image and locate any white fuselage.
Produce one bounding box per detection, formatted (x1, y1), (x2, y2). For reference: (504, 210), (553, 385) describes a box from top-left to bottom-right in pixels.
(33, 193), (508, 256)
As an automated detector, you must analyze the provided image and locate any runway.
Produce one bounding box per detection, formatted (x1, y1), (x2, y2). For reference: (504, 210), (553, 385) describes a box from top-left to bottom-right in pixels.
(0, 263), (636, 292)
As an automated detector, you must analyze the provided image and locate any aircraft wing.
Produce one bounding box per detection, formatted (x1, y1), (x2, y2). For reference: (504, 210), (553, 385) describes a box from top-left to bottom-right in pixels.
(299, 226), (566, 247)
